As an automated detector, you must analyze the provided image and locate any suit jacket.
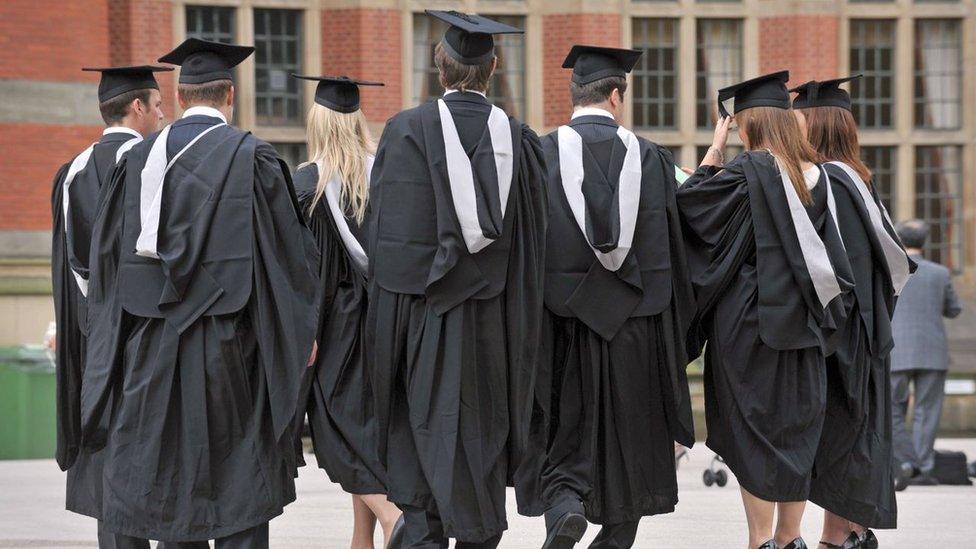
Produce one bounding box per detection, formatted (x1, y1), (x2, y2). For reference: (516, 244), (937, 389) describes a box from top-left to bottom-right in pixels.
(890, 254), (962, 371)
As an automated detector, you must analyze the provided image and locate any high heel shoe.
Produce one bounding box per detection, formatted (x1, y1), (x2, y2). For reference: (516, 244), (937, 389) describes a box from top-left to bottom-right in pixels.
(758, 541), (779, 549)
(783, 538), (808, 549)
(858, 530), (878, 549)
(818, 532), (860, 548)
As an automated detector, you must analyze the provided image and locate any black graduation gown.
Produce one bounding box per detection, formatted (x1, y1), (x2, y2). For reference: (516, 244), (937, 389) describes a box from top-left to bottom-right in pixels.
(80, 115), (319, 541)
(809, 163), (915, 528)
(51, 130), (142, 519)
(366, 92), (546, 543)
(291, 162), (386, 495)
(676, 151), (853, 502)
(520, 115), (696, 525)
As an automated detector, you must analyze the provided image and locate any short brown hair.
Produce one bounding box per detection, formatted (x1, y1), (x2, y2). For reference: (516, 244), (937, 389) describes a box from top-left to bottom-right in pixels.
(434, 43), (494, 93)
(178, 79), (232, 108)
(99, 89), (152, 125)
(570, 76), (627, 108)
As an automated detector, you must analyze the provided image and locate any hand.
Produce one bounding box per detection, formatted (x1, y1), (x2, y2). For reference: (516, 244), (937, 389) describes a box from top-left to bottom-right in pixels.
(307, 341), (318, 368)
(711, 116), (732, 151)
(679, 166), (695, 175)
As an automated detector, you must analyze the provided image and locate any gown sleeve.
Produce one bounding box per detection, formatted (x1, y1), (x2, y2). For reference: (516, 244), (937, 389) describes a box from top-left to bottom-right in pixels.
(507, 124), (548, 489)
(248, 143), (320, 443)
(675, 161), (755, 355)
(80, 160), (129, 451)
(51, 162), (83, 469)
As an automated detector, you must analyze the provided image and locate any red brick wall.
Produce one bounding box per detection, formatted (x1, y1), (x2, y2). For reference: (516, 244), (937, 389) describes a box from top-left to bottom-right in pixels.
(0, 124), (101, 230)
(760, 16), (840, 86)
(108, 0), (175, 119)
(0, 0), (109, 82)
(321, 8), (402, 122)
(543, 13), (622, 126)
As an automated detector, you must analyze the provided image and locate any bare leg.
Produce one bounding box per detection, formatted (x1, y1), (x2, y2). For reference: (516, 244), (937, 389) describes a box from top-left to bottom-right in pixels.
(360, 493), (402, 548)
(818, 510), (851, 545)
(774, 501), (806, 547)
(741, 487), (775, 549)
(351, 495), (377, 549)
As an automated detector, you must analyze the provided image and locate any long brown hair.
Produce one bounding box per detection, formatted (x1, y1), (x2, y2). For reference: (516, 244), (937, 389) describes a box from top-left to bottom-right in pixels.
(801, 105), (872, 186)
(736, 106), (819, 205)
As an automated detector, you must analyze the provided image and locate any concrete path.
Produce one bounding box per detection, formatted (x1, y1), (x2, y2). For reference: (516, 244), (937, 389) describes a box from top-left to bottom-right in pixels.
(1, 440), (974, 548)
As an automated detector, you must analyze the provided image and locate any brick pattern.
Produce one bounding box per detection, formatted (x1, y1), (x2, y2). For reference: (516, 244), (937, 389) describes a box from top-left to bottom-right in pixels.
(107, 0), (175, 119)
(760, 16), (840, 86)
(321, 8), (403, 123)
(543, 13), (622, 127)
(0, 123), (102, 231)
(0, 0), (109, 82)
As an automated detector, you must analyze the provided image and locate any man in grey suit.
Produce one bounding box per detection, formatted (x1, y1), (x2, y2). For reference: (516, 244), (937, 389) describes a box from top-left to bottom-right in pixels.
(890, 220), (963, 486)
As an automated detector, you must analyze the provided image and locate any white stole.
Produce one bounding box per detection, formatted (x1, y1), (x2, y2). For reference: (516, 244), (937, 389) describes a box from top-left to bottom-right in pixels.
(437, 99), (513, 254)
(556, 124), (642, 272)
(826, 161), (912, 295)
(135, 122), (227, 258)
(776, 158), (844, 309)
(315, 156), (372, 274)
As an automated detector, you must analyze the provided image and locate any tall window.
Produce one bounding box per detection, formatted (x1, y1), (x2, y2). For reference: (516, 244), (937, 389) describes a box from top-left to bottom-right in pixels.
(696, 19), (743, 128)
(849, 20), (896, 129)
(632, 18), (679, 130)
(913, 19), (962, 129)
(253, 9), (303, 126)
(185, 6), (235, 44)
(412, 14), (526, 117)
(915, 146), (963, 272)
(861, 146), (897, 215)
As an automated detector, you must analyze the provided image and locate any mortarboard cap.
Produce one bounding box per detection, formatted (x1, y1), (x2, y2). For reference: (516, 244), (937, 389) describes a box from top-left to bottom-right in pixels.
(426, 10), (523, 66)
(292, 75), (384, 113)
(562, 45), (642, 85)
(790, 75), (862, 111)
(158, 38), (254, 84)
(717, 70), (791, 118)
(82, 65), (172, 103)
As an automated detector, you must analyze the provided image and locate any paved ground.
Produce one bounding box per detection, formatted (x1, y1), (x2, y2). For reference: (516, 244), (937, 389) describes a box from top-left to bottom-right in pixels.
(1, 440), (974, 548)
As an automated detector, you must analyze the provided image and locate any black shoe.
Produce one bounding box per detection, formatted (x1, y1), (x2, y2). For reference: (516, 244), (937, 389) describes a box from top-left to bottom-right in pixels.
(387, 515), (405, 549)
(542, 512), (588, 549)
(858, 530), (878, 549)
(784, 538), (808, 549)
(818, 532), (860, 549)
(758, 541), (779, 549)
(907, 473), (939, 486)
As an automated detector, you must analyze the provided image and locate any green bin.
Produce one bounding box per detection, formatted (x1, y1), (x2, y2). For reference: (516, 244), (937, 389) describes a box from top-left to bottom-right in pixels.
(0, 346), (57, 460)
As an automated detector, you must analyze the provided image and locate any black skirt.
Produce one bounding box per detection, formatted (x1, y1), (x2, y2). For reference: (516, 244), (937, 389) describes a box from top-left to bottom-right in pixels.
(704, 263), (827, 502)
(810, 304), (897, 528)
(370, 286), (512, 544)
(540, 313), (678, 525)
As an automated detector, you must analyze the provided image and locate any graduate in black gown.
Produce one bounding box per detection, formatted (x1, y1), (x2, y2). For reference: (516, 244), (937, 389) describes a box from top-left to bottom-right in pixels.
(676, 71), (854, 549)
(526, 45), (696, 549)
(51, 64), (169, 549)
(81, 39), (318, 548)
(367, 10), (547, 548)
(791, 77), (914, 549)
(289, 74), (404, 549)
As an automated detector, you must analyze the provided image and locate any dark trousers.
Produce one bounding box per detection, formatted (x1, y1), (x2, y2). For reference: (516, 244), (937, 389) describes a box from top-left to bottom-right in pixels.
(544, 492), (639, 549)
(891, 369), (947, 474)
(97, 521), (149, 549)
(157, 523), (269, 549)
(400, 505), (502, 549)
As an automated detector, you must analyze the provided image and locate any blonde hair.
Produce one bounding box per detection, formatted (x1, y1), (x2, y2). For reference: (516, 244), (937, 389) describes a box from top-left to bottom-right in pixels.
(736, 106), (819, 205)
(302, 103), (375, 224)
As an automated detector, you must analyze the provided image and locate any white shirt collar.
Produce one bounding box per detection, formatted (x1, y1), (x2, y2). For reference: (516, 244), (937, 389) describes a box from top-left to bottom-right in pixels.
(444, 89), (487, 98)
(571, 107), (616, 121)
(103, 126), (142, 139)
(181, 105), (228, 123)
